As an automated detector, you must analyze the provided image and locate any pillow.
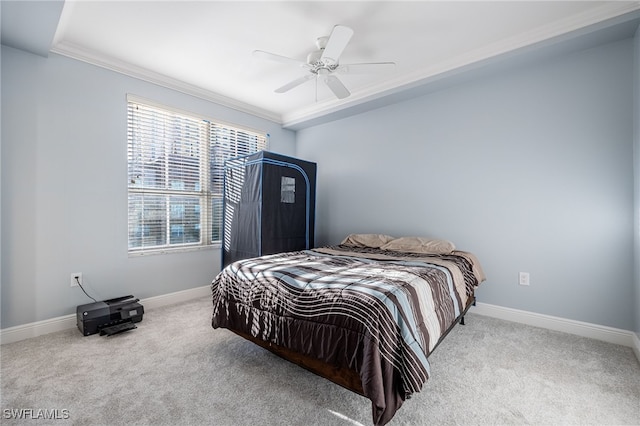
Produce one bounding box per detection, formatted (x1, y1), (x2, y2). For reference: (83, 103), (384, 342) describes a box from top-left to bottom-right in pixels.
(380, 236), (455, 254)
(341, 233), (395, 248)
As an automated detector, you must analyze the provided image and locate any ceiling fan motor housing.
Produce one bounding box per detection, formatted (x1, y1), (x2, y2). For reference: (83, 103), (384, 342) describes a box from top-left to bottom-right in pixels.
(307, 46), (339, 74)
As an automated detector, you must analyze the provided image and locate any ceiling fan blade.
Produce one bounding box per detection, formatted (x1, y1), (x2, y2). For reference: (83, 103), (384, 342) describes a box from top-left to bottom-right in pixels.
(275, 74), (315, 93)
(253, 50), (306, 68)
(336, 62), (396, 74)
(323, 75), (350, 99)
(321, 25), (354, 64)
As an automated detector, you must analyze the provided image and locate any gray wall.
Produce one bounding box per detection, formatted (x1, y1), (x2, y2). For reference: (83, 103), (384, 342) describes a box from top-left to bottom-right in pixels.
(2, 32), (638, 334)
(0, 46), (296, 328)
(297, 38), (635, 330)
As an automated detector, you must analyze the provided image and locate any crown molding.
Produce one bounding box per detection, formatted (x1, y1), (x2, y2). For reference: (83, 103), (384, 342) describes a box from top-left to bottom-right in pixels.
(50, 41), (283, 124)
(281, 1), (640, 128)
(49, 2), (640, 130)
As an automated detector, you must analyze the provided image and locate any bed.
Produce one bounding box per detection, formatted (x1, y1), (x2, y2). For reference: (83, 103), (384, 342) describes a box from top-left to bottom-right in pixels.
(211, 234), (486, 425)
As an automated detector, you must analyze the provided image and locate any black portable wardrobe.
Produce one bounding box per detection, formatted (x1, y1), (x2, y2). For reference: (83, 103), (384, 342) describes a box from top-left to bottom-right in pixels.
(222, 151), (316, 267)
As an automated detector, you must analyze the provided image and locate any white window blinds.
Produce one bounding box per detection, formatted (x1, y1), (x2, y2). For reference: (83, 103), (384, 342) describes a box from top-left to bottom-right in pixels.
(127, 96), (267, 254)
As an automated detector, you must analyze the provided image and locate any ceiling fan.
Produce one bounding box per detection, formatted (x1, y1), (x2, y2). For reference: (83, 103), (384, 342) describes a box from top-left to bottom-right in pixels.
(253, 25), (395, 100)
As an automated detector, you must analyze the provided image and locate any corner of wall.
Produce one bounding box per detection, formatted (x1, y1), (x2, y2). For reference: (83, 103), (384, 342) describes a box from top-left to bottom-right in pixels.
(633, 23), (640, 338)
(1, 44), (3, 325)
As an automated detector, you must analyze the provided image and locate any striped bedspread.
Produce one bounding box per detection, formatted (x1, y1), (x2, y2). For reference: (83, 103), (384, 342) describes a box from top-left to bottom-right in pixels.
(211, 245), (485, 425)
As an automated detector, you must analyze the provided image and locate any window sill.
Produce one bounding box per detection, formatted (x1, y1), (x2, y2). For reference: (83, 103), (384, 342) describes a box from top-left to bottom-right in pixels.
(128, 243), (221, 257)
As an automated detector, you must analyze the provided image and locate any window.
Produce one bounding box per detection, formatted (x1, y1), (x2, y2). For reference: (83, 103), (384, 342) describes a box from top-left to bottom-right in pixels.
(127, 96), (268, 254)
(281, 176), (296, 203)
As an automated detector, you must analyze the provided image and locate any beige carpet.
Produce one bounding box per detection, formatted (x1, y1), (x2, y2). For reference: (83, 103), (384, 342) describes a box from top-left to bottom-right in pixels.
(1, 296), (639, 425)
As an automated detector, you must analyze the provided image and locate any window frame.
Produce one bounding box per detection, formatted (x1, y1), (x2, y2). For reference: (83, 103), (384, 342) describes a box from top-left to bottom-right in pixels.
(126, 95), (268, 256)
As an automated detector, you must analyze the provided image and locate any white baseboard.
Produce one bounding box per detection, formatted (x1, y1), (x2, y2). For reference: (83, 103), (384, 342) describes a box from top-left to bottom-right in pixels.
(2, 291), (639, 367)
(632, 332), (640, 365)
(136, 284), (211, 311)
(0, 285), (211, 345)
(470, 302), (639, 357)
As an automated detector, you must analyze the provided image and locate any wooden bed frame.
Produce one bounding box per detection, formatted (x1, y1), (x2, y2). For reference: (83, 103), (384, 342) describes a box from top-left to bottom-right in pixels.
(231, 294), (476, 397)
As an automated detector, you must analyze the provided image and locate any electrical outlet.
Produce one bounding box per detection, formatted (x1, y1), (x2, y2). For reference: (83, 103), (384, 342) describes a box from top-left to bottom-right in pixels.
(519, 272), (530, 286)
(70, 272), (83, 287)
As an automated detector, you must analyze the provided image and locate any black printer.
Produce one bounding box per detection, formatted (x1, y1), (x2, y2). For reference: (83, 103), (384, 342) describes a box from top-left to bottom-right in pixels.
(76, 295), (144, 336)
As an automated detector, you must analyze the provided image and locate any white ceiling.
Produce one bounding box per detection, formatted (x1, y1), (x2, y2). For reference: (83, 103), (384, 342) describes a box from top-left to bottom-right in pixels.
(4, 1), (640, 128)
